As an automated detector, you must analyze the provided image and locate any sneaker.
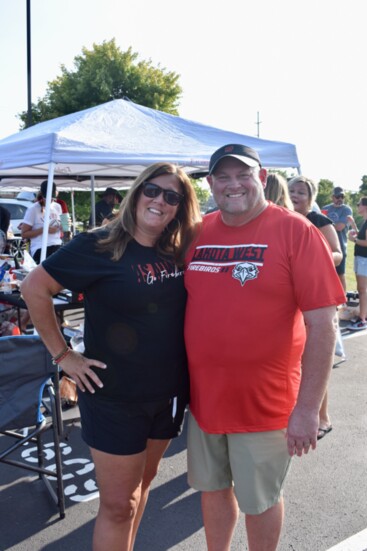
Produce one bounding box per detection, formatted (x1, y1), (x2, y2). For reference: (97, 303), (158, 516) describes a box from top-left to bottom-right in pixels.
(346, 318), (367, 331)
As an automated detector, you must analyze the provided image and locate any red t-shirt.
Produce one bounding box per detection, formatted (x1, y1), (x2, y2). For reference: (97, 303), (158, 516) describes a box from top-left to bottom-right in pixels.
(184, 204), (345, 433)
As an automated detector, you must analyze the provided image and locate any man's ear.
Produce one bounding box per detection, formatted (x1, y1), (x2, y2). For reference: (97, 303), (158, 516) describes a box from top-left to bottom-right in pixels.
(259, 168), (268, 188)
(206, 175), (213, 190)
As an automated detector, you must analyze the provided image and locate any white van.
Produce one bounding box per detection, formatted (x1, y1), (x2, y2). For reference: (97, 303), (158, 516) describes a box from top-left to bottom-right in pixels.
(0, 193), (35, 235)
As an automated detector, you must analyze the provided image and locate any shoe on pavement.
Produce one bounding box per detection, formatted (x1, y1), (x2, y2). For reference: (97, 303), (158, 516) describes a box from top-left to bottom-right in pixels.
(346, 318), (367, 331)
(317, 426), (333, 440)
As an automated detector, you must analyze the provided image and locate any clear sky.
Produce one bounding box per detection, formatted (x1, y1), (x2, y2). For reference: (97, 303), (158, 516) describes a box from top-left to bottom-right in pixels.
(0, 0), (365, 191)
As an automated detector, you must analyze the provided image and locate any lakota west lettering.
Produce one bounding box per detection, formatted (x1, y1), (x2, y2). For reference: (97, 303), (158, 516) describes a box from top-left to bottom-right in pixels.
(192, 244), (267, 264)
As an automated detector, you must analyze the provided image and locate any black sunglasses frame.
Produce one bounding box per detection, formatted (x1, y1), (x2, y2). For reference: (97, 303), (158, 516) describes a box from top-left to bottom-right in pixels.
(141, 182), (184, 206)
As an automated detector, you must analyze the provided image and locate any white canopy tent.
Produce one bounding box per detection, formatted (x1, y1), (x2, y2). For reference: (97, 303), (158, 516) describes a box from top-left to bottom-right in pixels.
(0, 99), (300, 259)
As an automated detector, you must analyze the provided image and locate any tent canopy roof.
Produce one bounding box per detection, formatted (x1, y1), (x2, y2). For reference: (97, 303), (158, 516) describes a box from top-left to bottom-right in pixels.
(0, 99), (299, 186)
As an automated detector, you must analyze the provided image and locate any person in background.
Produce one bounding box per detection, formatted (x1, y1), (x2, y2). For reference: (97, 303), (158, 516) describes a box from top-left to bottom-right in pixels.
(52, 187), (72, 241)
(54, 193), (69, 214)
(264, 173), (293, 209)
(289, 177), (343, 266)
(21, 180), (62, 264)
(0, 205), (11, 253)
(347, 196), (367, 331)
(322, 186), (358, 291)
(89, 187), (123, 227)
(0, 204), (10, 237)
(21, 162), (201, 551)
(288, 175), (343, 440)
(101, 198), (123, 226)
(184, 144), (345, 551)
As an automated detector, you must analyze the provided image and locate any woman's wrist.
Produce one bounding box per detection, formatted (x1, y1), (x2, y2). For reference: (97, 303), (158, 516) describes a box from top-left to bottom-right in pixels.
(52, 344), (71, 365)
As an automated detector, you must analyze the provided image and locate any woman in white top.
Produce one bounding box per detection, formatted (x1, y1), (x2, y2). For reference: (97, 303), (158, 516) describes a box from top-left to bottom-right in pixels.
(21, 181), (62, 264)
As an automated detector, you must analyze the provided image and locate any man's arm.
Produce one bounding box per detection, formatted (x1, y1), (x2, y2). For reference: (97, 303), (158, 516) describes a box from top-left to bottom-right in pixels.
(346, 214), (358, 232)
(286, 305), (336, 457)
(334, 206), (355, 232)
(333, 222), (346, 232)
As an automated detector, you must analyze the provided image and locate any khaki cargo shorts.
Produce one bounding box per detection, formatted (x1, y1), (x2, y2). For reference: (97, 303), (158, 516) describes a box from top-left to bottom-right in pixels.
(187, 412), (292, 514)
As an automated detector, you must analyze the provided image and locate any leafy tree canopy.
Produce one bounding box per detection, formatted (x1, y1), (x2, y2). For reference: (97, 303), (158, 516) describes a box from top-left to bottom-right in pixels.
(359, 175), (367, 196)
(191, 179), (210, 210)
(316, 179), (334, 208)
(19, 39), (182, 128)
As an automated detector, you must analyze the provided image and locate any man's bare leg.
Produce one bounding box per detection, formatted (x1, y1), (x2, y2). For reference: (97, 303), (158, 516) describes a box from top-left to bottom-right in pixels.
(201, 487), (239, 551)
(245, 497), (284, 551)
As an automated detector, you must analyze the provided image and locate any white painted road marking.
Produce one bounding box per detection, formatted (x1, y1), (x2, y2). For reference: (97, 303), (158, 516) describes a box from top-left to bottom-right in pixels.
(341, 330), (367, 341)
(326, 528), (367, 551)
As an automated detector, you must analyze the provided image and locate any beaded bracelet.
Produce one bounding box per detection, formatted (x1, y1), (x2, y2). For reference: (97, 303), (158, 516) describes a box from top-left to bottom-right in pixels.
(52, 345), (71, 365)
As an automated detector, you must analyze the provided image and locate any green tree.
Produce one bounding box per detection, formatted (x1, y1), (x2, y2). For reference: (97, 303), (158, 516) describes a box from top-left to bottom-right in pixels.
(316, 179), (334, 208)
(359, 175), (367, 196)
(191, 179), (210, 211)
(19, 39), (182, 128)
(267, 169), (289, 180)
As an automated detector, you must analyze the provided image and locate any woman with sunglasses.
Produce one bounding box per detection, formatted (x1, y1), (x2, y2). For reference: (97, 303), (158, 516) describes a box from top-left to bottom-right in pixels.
(347, 196), (367, 331)
(21, 163), (201, 551)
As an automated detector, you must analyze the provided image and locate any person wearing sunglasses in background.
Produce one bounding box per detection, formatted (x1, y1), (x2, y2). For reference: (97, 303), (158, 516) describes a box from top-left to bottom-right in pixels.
(322, 187), (358, 292)
(21, 163), (201, 551)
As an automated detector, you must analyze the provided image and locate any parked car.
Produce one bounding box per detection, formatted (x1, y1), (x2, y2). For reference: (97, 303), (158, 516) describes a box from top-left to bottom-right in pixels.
(0, 193), (35, 236)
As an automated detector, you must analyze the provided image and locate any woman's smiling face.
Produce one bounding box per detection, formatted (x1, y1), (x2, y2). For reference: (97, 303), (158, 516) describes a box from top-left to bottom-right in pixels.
(134, 173), (182, 245)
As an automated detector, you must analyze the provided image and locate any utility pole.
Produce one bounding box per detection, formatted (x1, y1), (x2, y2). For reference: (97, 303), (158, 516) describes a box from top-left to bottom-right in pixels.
(26, 0), (32, 127)
(255, 111), (261, 138)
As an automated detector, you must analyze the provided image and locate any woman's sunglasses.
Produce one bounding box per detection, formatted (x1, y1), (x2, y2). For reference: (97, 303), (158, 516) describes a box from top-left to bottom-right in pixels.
(142, 182), (184, 206)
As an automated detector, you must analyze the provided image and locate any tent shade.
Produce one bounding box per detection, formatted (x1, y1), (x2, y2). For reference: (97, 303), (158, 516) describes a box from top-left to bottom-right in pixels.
(0, 179), (133, 192)
(0, 99), (300, 181)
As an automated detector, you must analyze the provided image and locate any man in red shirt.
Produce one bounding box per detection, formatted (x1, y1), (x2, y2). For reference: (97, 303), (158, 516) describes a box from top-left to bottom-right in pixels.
(184, 144), (345, 551)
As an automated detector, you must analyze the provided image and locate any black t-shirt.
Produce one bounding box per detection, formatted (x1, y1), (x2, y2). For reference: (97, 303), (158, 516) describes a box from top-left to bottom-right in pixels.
(355, 220), (367, 258)
(89, 200), (113, 227)
(306, 211), (333, 229)
(42, 231), (189, 402)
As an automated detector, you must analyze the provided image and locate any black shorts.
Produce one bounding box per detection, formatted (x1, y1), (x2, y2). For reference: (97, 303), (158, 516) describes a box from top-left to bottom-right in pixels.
(77, 391), (188, 455)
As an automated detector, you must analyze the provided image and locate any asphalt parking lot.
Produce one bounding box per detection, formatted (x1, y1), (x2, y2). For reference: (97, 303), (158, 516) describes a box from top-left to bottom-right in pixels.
(1, 326), (366, 551)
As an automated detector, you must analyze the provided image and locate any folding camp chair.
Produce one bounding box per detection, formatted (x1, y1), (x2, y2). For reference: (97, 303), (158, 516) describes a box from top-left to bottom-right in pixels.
(0, 335), (65, 519)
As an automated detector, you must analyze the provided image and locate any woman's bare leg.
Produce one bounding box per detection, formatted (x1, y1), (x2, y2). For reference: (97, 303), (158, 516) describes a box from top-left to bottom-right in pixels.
(91, 447), (145, 551)
(129, 439), (170, 550)
(90, 438), (170, 551)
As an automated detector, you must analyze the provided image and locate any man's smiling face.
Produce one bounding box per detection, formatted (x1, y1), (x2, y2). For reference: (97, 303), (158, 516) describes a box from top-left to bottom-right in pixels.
(208, 157), (266, 218)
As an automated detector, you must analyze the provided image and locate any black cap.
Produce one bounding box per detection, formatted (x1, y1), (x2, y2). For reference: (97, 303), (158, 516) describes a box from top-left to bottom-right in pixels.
(333, 186), (345, 196)
(99, 187), (122, 200)
(209, 144), (261, 175)
(40, 180), (56, 198)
